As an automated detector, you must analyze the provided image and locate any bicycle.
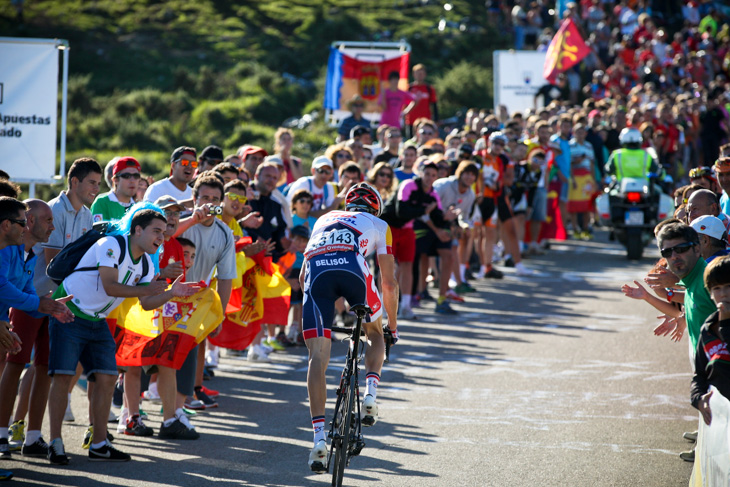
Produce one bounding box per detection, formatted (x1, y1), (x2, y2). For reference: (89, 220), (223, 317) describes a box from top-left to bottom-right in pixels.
(327, 304), (393, 487)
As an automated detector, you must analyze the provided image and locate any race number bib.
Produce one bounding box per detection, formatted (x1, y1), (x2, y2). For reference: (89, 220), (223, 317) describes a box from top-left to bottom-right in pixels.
(305, 228), (356, 259)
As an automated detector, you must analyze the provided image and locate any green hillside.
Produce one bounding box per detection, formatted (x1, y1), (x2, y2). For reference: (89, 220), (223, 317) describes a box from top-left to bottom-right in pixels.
(1, 0), (508, 193)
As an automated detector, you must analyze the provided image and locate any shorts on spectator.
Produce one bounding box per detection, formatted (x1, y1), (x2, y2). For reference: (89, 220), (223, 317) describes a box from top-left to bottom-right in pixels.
(559, 180), (569, 203)
(176, 346), (197, 396)
(390, 226), (416, 263)
(48, 315), (117, 379)
(530, 187), (548, 222)
(414, 221), (451, 256)
(479, 193), (514, 223)
(7, 309), (49, 366)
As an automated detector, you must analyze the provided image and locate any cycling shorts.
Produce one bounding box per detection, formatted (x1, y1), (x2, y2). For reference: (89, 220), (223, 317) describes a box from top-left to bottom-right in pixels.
(302, 252), (383, 340)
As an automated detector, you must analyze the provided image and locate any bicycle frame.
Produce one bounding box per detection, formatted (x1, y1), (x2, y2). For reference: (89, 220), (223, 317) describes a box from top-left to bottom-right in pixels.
(328, 305), (369, 487)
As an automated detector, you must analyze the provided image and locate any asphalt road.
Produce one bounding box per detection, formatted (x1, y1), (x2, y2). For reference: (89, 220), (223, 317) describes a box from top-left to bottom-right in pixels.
(7, 231), (695, 486)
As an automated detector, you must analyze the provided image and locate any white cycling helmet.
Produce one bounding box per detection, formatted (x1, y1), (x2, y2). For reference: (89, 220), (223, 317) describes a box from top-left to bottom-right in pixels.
(619, 127), (643, 145)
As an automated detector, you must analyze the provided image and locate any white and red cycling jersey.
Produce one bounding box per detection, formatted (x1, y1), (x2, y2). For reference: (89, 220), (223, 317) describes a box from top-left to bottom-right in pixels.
(304, 210), (393, 261)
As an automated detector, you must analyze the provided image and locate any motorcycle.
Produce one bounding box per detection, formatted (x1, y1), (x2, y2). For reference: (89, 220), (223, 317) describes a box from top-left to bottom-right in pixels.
(596, 176), (674, 260)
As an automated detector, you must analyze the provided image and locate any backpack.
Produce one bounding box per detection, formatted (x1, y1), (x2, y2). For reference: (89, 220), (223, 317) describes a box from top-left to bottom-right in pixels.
(46, 223), (149, 285)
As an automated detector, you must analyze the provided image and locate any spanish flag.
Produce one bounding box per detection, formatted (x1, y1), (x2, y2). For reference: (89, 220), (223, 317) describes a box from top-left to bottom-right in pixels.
(543, 18), (590, 84)
(209, 251), (292, 351)
(107, 287), (223, 369)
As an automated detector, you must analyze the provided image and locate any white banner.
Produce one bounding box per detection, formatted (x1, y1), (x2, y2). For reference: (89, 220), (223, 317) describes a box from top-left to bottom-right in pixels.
(0, 39), (59, 182)
(690, 386), (730, 486)
(493, 50), (548, 114)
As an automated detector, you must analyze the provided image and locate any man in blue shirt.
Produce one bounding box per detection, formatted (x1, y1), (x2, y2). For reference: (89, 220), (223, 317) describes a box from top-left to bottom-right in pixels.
(0, 199), (73, 460)
(550, 115), (572, 236)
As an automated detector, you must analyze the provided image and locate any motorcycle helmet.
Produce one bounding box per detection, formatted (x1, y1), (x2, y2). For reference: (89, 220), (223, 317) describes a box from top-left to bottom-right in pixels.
(345, 182), (383, 217)
(619, 127), (643, 146)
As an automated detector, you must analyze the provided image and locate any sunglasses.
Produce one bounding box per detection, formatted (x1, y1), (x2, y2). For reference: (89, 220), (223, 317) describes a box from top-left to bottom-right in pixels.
(225, 192), (248, 204)
(420, 131), (434, 136)
(164, 210), (180, 219)
(660, 242), (696, 258)
(377, 172), (393, 179)
(336, 153), (350, 159)
(316, 168), (332, 174)
(177, 159), (199, 168)
(115, 172), (141, 180)
(4, 218), (26, 228)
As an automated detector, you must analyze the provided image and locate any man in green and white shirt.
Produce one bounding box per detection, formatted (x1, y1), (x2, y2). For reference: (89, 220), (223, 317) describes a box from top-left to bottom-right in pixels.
(46, 209), (201, 465)
(90, 157), (141, 224)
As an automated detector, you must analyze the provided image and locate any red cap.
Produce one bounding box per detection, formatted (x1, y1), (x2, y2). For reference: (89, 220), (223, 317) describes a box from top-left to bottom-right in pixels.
(588, 109), (601, 119)
(241, 146), (268, 159)
(113, 156), (141, 176)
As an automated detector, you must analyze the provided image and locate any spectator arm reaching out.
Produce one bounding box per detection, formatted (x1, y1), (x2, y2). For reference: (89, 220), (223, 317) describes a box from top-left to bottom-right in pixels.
(621, 280), (682, 318)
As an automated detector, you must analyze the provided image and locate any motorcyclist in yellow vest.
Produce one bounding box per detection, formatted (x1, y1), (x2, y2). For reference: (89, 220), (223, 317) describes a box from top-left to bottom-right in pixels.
(604, 128), (660, 182)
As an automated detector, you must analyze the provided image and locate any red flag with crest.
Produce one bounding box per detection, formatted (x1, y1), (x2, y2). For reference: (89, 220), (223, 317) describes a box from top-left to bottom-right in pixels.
(543, 18), (591, 84)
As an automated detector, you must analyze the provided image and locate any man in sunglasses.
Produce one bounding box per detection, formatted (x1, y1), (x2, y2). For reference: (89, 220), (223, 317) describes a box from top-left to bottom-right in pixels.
(91, 157), (141, 223)
(144, 146), (196, 204)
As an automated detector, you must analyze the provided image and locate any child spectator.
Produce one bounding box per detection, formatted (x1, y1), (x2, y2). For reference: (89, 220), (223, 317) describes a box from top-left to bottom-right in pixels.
(691, 256), (730, 428)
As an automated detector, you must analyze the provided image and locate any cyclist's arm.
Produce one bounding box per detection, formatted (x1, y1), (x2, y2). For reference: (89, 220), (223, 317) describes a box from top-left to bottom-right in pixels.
(377, 253), (398, 332)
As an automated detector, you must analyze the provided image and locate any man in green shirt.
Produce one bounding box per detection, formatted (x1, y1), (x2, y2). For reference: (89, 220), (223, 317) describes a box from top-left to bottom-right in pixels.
(656, 222), (716, 350)
(90, 157), (141, 224)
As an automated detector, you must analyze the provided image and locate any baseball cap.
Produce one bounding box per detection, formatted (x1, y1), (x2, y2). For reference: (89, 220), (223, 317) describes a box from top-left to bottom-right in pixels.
(264, 155), (284, 167)
(154, 196), (186, 211)
(690, 215), (727, 241)
(240, 146), (268, 159)
(200, 145), (224, 162)
(588, 109), (601, 119)
(290, 225), (311, 239)
(350, 125), (370, 139)
(171, 146), (197, 163)
(312, 156), (333, 170)
(458, 143), (474, 154)
(112, 156), (141, 176)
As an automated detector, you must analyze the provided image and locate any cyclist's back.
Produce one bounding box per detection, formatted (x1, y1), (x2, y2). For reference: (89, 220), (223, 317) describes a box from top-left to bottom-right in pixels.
(302, 210), (392, 337)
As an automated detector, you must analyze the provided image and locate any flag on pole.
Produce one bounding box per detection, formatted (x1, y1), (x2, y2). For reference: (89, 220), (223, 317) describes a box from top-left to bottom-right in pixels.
(107, 287), (223, 369)
(543, 18), (590, 84)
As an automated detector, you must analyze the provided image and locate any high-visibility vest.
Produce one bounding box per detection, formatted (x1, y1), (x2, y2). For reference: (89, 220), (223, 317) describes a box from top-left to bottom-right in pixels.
(614, 148), (651, 181)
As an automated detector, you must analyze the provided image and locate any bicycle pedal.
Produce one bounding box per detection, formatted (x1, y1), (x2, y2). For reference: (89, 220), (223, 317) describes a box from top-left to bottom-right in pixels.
(349, 440), (366, 457)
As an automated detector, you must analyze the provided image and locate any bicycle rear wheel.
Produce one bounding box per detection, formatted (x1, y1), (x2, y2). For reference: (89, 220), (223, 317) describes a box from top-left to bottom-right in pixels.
(331, 379), (355, 487)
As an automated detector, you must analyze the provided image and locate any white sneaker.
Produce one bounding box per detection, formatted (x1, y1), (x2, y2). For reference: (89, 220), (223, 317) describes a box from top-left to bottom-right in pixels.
(475, 268), (486, 279)
(205, 346), (219, 368)
(116, 409), (129, 433)
(108, 409), (118, 423)
(362, 395), (378, 427)
(63, 404), (75, 423)
(308, 439), (328, 473)
(259, 341), (274, 354)
(142, 389), (161, 403)
(515, 264), (536, 276)
(397, 306), (416, 320)
(247, 345), (271, 363)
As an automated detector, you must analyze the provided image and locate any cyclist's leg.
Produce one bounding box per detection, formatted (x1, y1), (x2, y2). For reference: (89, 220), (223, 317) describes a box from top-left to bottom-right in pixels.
(362, 317), (385, 379)
(305, 337), (331, 419)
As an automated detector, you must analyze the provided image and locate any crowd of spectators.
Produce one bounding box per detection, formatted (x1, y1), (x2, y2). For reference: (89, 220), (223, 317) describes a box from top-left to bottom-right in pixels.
(0, 0), (730, 479)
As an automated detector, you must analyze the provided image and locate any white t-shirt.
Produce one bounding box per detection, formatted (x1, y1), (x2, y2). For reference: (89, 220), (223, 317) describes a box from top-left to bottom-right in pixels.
(60, 236), (154, 320)
(144, 178), (192, 203)
(287, 177), (335, 212)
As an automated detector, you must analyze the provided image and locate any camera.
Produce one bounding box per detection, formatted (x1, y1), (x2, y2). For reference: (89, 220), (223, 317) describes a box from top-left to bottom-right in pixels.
(208, 206), (223, 215)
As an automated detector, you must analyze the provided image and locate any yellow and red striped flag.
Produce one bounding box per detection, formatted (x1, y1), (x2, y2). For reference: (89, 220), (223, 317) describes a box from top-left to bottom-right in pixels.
(543, 18), (590, 84)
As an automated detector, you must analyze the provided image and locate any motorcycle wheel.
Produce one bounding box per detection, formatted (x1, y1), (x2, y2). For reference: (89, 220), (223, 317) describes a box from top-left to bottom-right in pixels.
(626, 228), (644, 260)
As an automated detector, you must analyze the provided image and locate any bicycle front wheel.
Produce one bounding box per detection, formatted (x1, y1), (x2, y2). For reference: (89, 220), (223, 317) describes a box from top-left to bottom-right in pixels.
(331, 379), (355, 487)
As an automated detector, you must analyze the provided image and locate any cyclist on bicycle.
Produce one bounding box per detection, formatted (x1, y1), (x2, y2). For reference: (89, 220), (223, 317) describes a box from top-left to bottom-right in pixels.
(301, 182), (399, 472)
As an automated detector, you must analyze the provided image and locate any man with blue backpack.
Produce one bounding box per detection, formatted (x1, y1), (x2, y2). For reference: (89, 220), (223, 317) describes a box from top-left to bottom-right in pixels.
(45, 207), (201, 465)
